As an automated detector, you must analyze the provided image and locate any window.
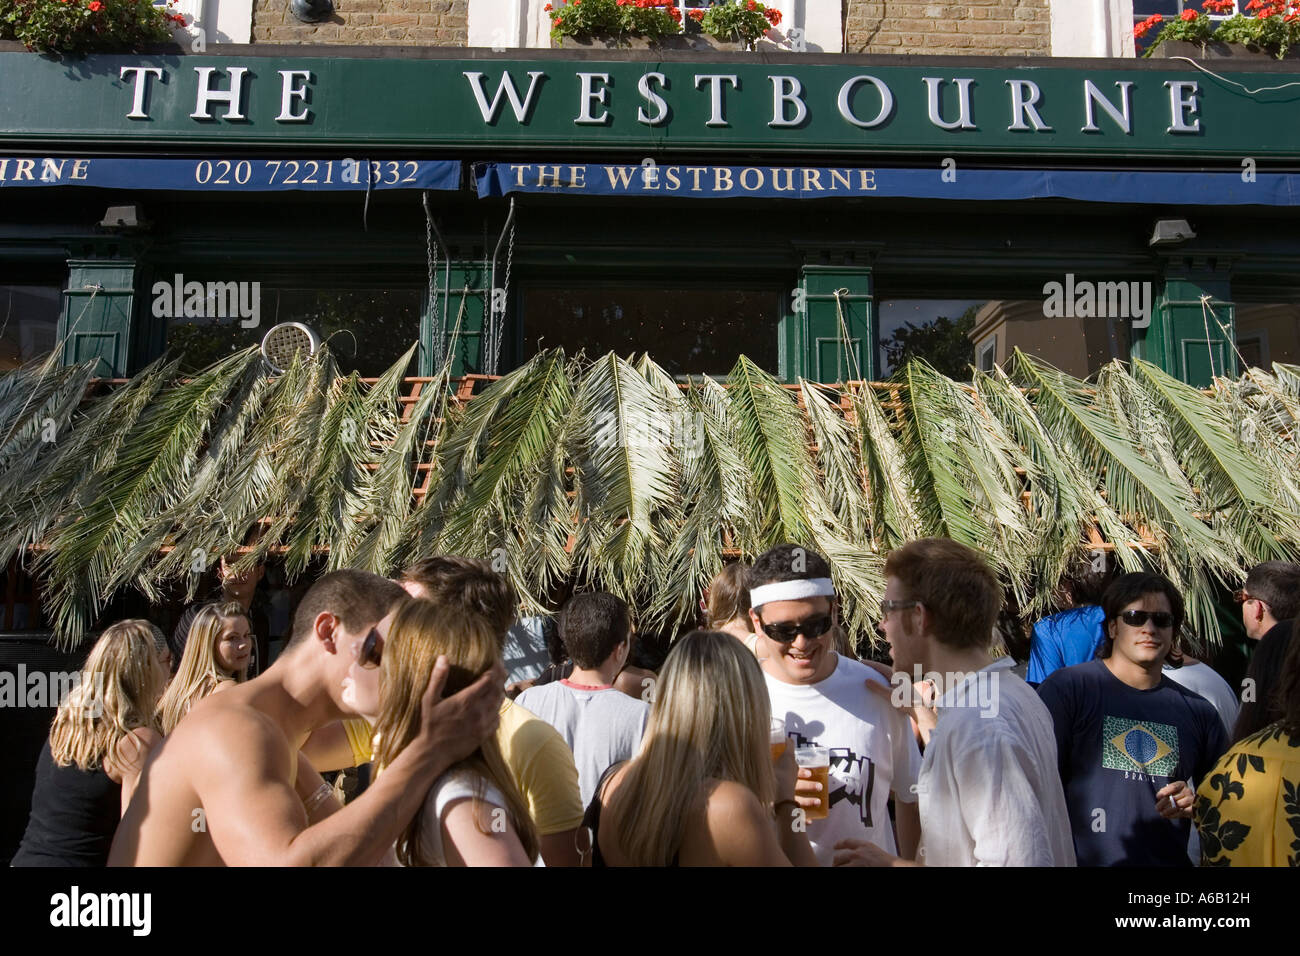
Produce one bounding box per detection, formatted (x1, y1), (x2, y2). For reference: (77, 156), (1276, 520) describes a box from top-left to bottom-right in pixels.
(520, 285), (783, 378)
(879, 295), (1132, 380)
(165, 287), (423, 377)
(1236, 303), (1300, 368)
(0, 285), (61, 372)
(977, 335), (998, 373)
(1133, 1), (1239, 54)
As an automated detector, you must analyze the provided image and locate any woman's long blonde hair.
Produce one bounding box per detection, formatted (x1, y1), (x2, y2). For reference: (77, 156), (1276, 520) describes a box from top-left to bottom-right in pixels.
(606, 629), (774, 866)
(372, 598), (538, 866)
(158, 601), (249, 734)
(49, 619), (165, 772)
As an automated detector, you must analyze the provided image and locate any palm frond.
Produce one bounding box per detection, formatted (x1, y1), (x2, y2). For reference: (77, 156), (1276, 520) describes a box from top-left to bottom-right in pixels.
(344, 359), (450, 575)
(569, 352), (682, 603)
(1013, 351), (1240, 645)
(801, 380), (870, 539)
(726, 356), (821, 546)
(34, 347), (261, 643)
(1133, 358), (1299, 562)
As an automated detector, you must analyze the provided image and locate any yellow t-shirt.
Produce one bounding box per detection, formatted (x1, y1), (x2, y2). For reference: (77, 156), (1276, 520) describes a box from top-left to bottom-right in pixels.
(342, 700), (584, 837)
(1194, 722), (1300, 867)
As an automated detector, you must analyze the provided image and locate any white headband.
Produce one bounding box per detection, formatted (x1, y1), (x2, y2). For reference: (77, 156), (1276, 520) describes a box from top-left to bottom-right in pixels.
(749, 577), (836, 608)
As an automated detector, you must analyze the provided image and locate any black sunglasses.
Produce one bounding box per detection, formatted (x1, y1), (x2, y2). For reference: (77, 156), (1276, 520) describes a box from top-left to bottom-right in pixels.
(756, 613), (833, 644)
(357, 627), (383, 669)
(1120, 610), (1174, 630)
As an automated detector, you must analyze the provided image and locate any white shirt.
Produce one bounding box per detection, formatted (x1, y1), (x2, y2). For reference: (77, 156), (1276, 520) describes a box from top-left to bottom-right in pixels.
(415, 769), (544, 867)
(1162, 660), (1240, 735)
(764, 654), (921, 866)
(516, 679), (649, 807)
(917, 659), (1075, 867)
(1160, 659), (1239, 864)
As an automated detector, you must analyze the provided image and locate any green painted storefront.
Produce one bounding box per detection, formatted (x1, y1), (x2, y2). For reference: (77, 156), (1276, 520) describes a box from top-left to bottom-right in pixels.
(4, 46), (1300, 385)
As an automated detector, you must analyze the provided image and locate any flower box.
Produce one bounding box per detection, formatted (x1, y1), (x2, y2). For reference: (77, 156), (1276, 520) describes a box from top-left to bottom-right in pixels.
(553, 34), (743, 50)
(1152, 38), (1300, 60)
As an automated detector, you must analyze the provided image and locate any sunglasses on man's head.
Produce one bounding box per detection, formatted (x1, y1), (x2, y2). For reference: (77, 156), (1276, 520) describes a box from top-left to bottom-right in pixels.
(756, 613), (833, 644)
(1119, 610), (1174, 630)
(357, 627), (383, 669)
(1232, 589), (1257, 605)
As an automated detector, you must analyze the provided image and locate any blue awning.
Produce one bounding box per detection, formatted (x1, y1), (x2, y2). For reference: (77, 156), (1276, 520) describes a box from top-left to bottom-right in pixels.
(0, 157), (461, 192)
(475, 162), (1300, 205)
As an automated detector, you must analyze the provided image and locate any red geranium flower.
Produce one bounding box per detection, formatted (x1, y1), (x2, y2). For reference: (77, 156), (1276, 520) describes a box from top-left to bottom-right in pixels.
(1179, 8), (1198, 20)
(88, 0), (103, 10)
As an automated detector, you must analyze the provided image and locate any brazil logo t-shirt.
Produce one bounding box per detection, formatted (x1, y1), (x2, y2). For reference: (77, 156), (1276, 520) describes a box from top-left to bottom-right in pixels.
(1037, 660), (1228, 867)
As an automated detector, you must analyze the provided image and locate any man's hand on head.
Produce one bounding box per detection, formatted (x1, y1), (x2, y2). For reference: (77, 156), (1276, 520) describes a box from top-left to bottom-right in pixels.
(418, 656), (505, 764)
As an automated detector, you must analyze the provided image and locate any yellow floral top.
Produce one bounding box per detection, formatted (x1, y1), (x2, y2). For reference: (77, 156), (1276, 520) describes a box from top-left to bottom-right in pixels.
(1194, 723), (1300, 867)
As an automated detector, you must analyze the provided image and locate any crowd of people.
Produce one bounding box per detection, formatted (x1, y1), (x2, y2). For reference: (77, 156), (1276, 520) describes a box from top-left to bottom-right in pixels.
(10, 540), (1300, 867)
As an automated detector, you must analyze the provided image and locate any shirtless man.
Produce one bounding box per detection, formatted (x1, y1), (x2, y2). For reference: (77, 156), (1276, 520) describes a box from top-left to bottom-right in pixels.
(109, 569), (503, 866)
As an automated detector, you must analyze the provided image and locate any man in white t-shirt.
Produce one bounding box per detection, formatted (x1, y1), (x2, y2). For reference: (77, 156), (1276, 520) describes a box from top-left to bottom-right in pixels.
(517, 592), (649, 807)
(834, 537), (1075, 868)
(748, 544), (921, 866)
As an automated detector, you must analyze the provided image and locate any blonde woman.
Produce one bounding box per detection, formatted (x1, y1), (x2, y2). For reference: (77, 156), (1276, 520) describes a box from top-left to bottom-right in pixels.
(157, 601), (251, 734)
(344, 598), (539, 867)
(12, 620), (167, 866)
(588, 629), (818, 866)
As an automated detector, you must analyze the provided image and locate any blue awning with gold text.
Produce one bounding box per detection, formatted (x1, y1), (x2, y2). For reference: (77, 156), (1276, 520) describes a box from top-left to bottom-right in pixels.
(475, 162), (1300, 205)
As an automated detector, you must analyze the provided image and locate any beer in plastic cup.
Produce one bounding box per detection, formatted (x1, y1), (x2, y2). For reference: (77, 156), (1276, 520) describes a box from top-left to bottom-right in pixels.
(795, 745), (831, 820)
(770, 718), (787, 760)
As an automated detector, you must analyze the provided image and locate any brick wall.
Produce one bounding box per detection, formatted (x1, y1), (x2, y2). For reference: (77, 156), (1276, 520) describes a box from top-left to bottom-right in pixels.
(252, 0), (468, 46)
(845, 0), (1051, 56)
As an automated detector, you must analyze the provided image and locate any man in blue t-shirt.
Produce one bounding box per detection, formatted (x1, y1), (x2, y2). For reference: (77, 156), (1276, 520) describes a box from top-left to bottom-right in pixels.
(1037, 572), (1228, 867)
(1026, 557), (1114, 685)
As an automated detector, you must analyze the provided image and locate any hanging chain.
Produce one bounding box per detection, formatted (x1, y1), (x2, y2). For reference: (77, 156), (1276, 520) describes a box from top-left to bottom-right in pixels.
(422, 191), (442, 371)
(493, 203), (516, 376)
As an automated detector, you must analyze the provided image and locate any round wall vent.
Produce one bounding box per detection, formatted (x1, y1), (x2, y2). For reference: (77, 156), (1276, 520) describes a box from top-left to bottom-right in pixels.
(261, 322), (320, 374)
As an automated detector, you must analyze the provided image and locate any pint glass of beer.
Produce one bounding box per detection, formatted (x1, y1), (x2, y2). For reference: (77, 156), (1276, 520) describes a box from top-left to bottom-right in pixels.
(770, 718), (787, 761)
(795, 745), (831, 820)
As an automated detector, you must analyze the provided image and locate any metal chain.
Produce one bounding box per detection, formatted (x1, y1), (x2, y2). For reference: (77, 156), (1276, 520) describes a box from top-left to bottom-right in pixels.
(493, 202), (516, 376)
(422, 191), (442, 370)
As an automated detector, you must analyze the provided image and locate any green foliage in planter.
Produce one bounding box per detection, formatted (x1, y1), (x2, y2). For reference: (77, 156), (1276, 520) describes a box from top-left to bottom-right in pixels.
(1139, 1), (1300, 60)
(546, 0), (682, 44)
(0, 0), (181, 55)
(692, 0), (781, 46)
(1214, 12), (1300, 57)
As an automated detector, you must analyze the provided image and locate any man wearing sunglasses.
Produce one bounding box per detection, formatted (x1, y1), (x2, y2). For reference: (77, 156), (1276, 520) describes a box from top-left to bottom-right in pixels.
(1237, 561), (1300, 643)
(110, 569), (504, 866)
(750, 544), (921, 866)
(1037, 572), (1228, 867)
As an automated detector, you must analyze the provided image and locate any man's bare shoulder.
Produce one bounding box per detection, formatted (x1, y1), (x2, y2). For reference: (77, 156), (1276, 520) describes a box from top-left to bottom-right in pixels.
(171, 686), (295, 773)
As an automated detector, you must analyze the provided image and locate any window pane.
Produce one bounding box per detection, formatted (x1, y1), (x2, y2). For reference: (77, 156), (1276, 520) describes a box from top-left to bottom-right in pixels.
(522, 286), (782, 378)
(1134, 1), (1181, 15)
(273, 290), (422, 377)
(0, 285), (61, 372)
(166, 287), (422, 377)
(881, 297), (1131, 379)
(1236, 303), (1300, 368)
